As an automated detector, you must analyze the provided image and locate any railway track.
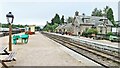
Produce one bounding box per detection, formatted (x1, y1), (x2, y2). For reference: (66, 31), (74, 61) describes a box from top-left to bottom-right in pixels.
(71, 38), (120, 58)
(42, 32), (120, 68)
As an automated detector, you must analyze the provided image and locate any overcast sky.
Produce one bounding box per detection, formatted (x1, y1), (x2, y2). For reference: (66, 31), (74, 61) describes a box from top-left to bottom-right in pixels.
(0, 0), (119, 26)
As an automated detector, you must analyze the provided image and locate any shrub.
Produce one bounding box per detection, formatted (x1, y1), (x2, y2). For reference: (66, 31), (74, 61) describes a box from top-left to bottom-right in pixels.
(82, 28), (98, 37)
(87, 28), (98, 35)
(82, 31), (88, 37)
(106, 32), (113, 36)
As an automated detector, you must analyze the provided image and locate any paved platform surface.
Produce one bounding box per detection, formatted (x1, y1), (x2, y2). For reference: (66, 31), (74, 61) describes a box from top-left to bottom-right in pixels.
(0, 32), (100, 67)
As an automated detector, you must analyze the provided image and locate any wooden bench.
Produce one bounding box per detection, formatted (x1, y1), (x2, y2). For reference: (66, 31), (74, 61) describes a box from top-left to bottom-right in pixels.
(0, 47), (16, 68)
(0, 52), (16, 68)
(0, 46), (9, 55)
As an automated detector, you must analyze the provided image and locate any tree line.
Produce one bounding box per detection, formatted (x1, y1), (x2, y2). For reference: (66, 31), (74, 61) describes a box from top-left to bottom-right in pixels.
(1, 24), (25, 28)
(1, 24), (41, 31)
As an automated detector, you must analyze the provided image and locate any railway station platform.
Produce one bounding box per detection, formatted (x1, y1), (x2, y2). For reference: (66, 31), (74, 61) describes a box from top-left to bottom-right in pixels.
(0, 32), (100, 67)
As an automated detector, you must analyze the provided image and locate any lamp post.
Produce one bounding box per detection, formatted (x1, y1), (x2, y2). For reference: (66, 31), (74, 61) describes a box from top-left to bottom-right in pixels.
(6, 12), (14, 51)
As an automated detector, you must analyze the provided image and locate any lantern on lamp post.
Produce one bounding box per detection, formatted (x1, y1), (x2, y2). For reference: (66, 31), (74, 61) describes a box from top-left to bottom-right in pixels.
(6, 12), (14, 51)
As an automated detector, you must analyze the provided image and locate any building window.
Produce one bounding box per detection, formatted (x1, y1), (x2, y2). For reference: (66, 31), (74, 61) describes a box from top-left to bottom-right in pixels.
(82, 18), (84, 23)
(100, 27), (102, 34)
(64, 29), (65, 32)
(92, 26), (96, 28)
(72, 23), (74, 26)
(86, 20), (88, 23)
(104, 20), (108, 24)
(85, 19), (90, 23)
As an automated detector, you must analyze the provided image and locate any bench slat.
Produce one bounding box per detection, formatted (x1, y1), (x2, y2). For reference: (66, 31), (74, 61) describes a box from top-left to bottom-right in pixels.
(5, 52), (16, 60)
(0, 50), (16, 68)
(0, 47), (7, 53)
(9, 52), (16, 60)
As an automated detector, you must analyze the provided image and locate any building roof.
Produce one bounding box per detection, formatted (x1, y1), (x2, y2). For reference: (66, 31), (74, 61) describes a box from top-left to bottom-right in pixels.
(55, 25), (61, 29)
(56, 14), (113, 30)
(63, 23), (73, 29)
(75, 15), (113, 26)
(56, 23), (74, 31)
(56, 24), (66, 29)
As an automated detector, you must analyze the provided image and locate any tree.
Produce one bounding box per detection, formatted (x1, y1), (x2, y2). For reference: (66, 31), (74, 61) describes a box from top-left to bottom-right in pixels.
(43, 21), (52, 31)
(43, 14), (60, 32)
(103, 6), (115, 26)
(61, 15), (64, 24)
(53, 14), (61, 24)
(43, 14), (63, 32)
(98, 9), (103, 16)
(106, 8), (115, 26)
(67, 17), (74, 23)
(51, 18), (54, 25)
(52, 23), (58, 32)
(91, 8), (103, 17)
(103, 6), (109, 17)
(46, 23), (53, 32)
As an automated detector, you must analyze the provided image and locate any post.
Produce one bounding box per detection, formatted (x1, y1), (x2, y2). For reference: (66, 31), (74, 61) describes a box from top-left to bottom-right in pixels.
(6, 12), (14, 51)
(9, 23), (12, 51)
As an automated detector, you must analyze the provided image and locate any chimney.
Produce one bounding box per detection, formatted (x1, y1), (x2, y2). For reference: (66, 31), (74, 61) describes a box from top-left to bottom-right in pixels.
(75, 11), (79, 16)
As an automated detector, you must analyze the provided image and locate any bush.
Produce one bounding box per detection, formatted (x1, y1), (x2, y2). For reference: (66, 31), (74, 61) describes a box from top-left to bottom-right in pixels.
(82, 28), (98, 38)
(87, 28), (98, 35)
(106, 32), (113, 36)
(82, 31), (88, 37)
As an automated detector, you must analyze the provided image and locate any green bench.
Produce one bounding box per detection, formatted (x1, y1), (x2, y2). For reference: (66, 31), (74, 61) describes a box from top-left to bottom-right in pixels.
(13, 34), (29, 44)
